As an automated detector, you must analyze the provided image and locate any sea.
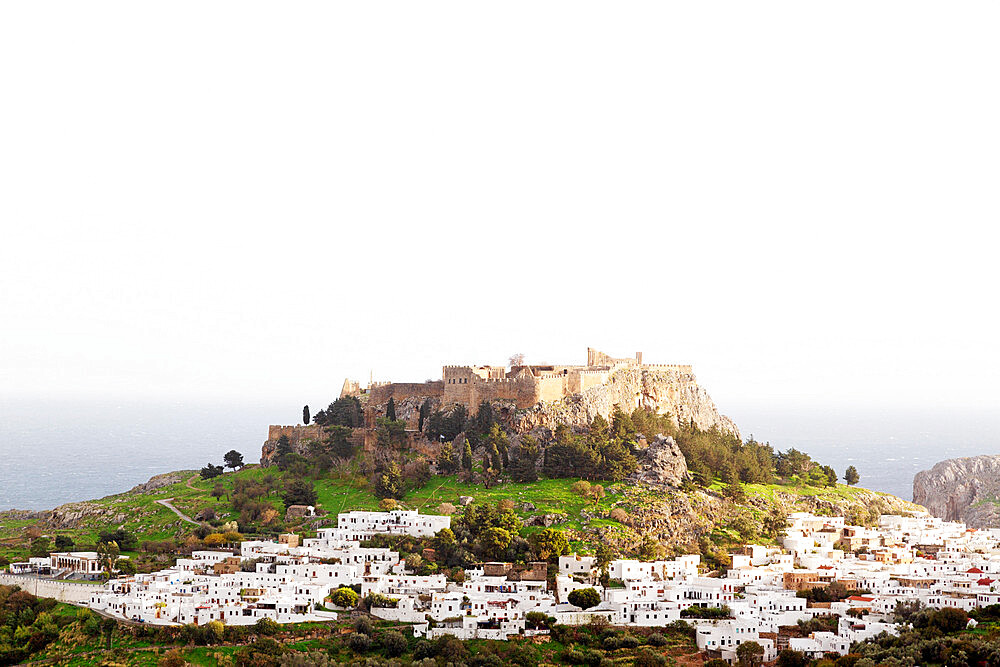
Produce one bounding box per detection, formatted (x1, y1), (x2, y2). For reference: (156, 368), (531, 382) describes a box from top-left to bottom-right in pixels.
(0, 398), (291, 511)
(1, 399), (999, 511)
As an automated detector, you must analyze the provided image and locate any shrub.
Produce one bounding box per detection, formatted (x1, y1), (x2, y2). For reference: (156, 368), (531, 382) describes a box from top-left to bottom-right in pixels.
(353, 616), (374, 635)
(254, 617), (279, 635)
(570, 480), (592, 497)
(380, 630), (407, 657)
(348, 632), (371, 652)
(635, 648), (668, 667)
(437, 502), (456, 515)
(646, 632), (668, 646)
(609, 508), (629, 523)
(380, 498), (398, 511)
(203, 533), (226, 547)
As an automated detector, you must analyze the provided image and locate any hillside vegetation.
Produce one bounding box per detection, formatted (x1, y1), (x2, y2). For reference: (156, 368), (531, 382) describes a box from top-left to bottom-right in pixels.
(0, 460), (919, 575)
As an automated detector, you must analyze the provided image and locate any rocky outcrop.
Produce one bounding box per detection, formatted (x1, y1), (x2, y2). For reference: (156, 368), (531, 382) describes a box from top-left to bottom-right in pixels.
(127, 471), (189, 494)
(49, 501), (133, 529)
(583, 484), (924, 556)
(913, 455), (1000, 528)
(512, 366), (739, 437)
(630, 435), (689, 487)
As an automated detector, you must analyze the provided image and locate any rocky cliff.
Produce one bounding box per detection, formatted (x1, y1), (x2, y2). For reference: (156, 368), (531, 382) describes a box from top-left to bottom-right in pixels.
(913, 455), (1000, 528)
(513, 366), (739, 437)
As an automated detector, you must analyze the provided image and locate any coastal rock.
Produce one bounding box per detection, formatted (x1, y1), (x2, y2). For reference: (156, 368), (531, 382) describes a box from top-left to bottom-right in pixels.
(629, 435), (688, 487)
(128, 471), (190, 495)
(0, 509), (50, 522)
(913, 455), (1000, 528)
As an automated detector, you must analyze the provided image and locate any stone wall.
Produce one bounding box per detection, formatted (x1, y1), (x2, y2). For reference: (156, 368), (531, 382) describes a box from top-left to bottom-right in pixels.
(0, 574), (96, 604)
(261, 424), (328, 465)
(267, 424), (323, 445)
(369, 381), (443, 405)
(443, 368), (541, 410)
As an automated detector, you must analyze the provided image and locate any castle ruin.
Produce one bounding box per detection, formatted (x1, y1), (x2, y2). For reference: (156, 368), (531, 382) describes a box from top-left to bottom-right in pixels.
(342, 348), (694, 411)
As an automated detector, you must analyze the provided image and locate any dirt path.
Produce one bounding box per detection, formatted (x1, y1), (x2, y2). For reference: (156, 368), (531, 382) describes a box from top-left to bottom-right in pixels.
(155, 498), (199, 525)
(185, 473), (199, 490)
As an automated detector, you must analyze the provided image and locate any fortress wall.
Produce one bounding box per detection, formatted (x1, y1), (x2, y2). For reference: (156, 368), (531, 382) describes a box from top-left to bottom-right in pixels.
(369, 381), (444, 405)
(536, 375), (567, 403)
(267, 424), (323, 444)
(577, 370), (610, 393)
(0, 575), (96, 604)
(464, 375), (541, 409)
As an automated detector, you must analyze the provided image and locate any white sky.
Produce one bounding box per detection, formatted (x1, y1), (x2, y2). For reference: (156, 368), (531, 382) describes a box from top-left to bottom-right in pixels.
(2, 2), (998, 414)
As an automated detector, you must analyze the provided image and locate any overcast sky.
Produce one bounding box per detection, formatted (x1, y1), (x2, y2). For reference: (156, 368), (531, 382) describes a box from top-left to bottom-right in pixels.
(2, 2), (998, 416)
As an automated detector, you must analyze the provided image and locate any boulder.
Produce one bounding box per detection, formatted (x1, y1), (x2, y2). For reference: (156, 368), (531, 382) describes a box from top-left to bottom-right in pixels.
(458, 496), (475, 506)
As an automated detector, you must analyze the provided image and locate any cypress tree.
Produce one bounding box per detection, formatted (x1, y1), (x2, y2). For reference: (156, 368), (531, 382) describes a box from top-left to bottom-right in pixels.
(302, 405), (310, 425)
(386, 397), (396, 421)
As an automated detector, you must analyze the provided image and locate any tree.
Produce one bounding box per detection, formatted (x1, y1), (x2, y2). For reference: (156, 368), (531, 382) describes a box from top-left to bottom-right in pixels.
(462, 441), (473, 472)
(737, 641), (764, 667)
(509, 353), (525, 367)
(567, 587), (601, 610)
(723, 465), (745, 503)
(386, 397), (396, 421)
(211, 482), (227, 501)
(200, 463), (223, 479)
(313, 396), (363, 428)
(595, 543), (616, 572)
(418, 399), (432, 432)
(204, 533), (226, 547)
(330, 587), (359, 608)
(775, 649), (807, 667)
(820, 465), (839, 487)
(374, 462), (404, 499)
(97, 540), (120, 580)
(301, 404), (310, 424)
(54, 534), (74, 550)
(531, 529), (570, 561)
(282, 477), (318, 507)
(99, 529), (137, 551)
(844, 465), (860, 486)
(478, 527), (512, 559)
(326, 425), (356, 459)
(223, 450), (244, 470)
(509, 436), (540, 483)
(30, 537), (50, 557)
(763, 509), (788, 539)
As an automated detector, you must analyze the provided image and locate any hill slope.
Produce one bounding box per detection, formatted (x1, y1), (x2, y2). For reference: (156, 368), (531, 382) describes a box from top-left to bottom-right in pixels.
(1, 463), (923, 568)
